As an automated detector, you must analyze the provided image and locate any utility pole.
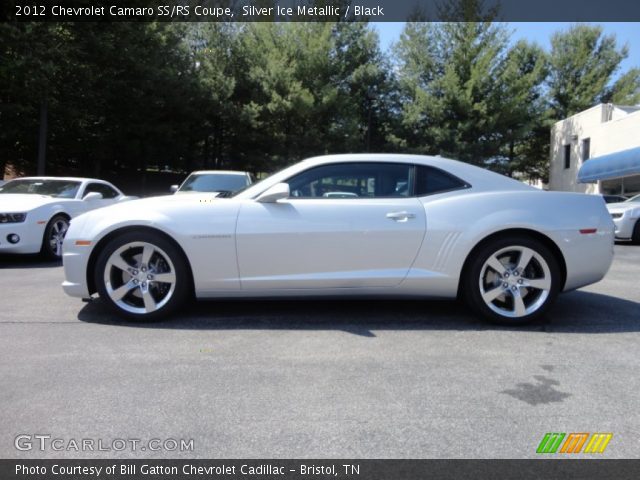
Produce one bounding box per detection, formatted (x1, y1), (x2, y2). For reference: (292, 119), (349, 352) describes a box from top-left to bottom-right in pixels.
(366, 88), (375, 152)
(37, 97), (48, 175)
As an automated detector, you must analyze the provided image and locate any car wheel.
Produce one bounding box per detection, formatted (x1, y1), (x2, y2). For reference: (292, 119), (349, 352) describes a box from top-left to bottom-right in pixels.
(41, 214), (70, 260)
(94, 231), (190, 320)
(632, 220), (640, 245)
(463, 235), (561, 325)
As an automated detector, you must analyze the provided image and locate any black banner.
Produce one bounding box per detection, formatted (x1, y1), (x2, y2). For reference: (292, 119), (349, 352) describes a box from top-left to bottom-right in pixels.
(2, 460), (640, 480)
(4, 0), (640, 22)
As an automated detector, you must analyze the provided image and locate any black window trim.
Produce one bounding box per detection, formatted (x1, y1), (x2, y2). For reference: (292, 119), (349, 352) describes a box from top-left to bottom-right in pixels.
(581, 137), (591, 162)
(412, 164), (472, 198)
(564, 144), (571, 169)
(83, 181), (120, 199)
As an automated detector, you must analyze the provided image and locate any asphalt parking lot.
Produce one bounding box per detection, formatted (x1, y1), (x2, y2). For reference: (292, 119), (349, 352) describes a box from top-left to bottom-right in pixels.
(1, 244), (639, 459)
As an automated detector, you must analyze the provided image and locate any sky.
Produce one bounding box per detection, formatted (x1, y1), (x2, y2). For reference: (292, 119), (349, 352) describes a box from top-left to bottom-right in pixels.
(373, 22), (640, 73)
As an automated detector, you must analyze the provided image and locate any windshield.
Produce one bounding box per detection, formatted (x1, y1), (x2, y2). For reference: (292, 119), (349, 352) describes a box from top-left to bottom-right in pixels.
(626, 194), (640, 203)
(0, 179), (81, 198)
(179, 173), (249, 193)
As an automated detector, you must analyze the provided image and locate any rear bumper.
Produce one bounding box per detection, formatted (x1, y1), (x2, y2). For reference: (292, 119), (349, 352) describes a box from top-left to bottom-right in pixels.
(554, 228), (614, 292)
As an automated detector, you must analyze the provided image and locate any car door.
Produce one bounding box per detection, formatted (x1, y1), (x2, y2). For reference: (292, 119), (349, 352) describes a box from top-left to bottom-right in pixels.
(235, 162), (427, 290)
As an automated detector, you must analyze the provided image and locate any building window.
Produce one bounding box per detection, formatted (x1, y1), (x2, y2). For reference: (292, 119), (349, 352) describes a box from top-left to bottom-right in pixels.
(582, 138), (591, 162)
(564, 144), (571, 169)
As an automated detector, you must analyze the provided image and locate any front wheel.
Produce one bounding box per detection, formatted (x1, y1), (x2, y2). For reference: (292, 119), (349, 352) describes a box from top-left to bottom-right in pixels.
(462, 235), (561, 325)
(94, 231), (190, 320)
(632, 220), (640, 245)
(41, 214), (70, 260)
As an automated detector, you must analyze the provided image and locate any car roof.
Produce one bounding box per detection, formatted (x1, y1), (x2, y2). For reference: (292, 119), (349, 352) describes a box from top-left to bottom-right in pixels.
(300, 153), (495, 171)
(301, 154), (533, 189)
(236, 153), (533, 199)
(10, 176), (109, 183)
(188, 170), (248, 175)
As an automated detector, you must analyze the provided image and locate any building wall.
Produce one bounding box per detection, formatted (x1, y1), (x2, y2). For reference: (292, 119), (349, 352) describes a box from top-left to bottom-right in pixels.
(549, 104), (640, 194)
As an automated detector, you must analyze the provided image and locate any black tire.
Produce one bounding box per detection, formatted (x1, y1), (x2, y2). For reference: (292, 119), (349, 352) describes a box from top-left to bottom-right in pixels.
(462, 235), (562, 325)
(94, 230), (191, 321)
(41, 214), (70, 260)
(632, 220), (640, 245)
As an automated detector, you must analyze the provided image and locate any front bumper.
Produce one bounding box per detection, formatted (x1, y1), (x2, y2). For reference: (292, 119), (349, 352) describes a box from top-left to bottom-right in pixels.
(61, 249), (92, 298)
(0, 221), (45, 254)
(612, 214), (636, 239)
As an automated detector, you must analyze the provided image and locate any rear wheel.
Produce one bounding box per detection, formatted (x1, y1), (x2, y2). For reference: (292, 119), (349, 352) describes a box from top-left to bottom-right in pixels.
(463, 235), (561, 325)
(632, 220), (640, 245)
(94, 231), (190, 320)
(41, 214), (69, 260)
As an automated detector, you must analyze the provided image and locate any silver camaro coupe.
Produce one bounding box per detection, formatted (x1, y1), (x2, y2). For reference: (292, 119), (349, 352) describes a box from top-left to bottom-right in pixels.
(62, 154), (615, 324)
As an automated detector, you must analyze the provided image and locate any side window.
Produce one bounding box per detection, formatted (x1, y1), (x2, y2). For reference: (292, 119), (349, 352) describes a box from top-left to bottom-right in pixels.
(415, 166), (469, 196)
(83, 183), (102, 198)
(287, 163), (413, 199)
(84, 183), (119, 199)
(99, 184), (119, 199)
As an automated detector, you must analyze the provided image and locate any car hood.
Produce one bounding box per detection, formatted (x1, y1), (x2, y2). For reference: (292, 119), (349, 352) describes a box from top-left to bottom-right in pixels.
(0, 194), (70, 211)
(143, 193), (223, 203)
(69, 192), (237, 240)
(607, 201), (640, 213)
(78, 192), (225, 218)
(175, 191), (221, 197)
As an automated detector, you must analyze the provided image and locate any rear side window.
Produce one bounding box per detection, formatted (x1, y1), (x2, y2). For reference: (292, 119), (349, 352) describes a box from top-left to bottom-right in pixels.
(415, 166), (469, 196)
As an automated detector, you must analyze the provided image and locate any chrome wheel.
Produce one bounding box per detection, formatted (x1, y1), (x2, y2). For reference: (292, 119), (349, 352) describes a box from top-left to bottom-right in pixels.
(49, 218), (69, 258)
(479, 245), (552, 319)
(103, 241), (177, 314)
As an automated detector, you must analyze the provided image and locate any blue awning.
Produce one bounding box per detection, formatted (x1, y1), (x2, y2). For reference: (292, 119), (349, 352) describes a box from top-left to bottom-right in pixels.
(578, 146), (640, 183)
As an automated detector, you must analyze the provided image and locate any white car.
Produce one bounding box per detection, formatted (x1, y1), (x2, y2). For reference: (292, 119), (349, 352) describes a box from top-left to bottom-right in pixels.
(607, 193), (640, 244)
(62, 154), (614, 324)
(170, 170), (254, 196)
(0, 177), (133, 259)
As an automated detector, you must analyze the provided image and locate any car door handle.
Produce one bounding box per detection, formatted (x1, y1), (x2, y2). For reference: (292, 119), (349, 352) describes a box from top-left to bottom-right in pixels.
(386, 211), (416, 222)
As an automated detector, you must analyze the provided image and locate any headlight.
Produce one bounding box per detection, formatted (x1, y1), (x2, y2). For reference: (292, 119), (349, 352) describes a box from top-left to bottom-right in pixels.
(0, 213), (27, 223)
(610, 213), (623, 219)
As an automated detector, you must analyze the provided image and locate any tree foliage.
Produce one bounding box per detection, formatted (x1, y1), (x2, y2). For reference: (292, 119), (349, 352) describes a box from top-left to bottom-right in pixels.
(392, 17), (550, 178)
(393, 18), (639, 181)
(1, 16), (639, 191)
(548, 24), (640, 119)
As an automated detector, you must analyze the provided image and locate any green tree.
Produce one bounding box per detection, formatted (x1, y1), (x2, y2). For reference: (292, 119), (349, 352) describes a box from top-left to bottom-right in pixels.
(498, 40), (550, 180)
(0, 23), (69, 176)
(393, 19), (519, 165)
(227, 21), (394, 171)
(548, 24), (640, 119)
(231, 22), (335, 169)
(392, 1), (552, 178)
(185, 22), (238, 171)
(331, 22), (397, 153)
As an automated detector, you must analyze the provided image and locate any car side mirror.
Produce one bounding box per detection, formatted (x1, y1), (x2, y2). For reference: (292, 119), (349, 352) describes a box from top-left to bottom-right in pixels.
(256, 183), (290, 203)
(83, 192), (103, 201)
(170, 185), (179, 193)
